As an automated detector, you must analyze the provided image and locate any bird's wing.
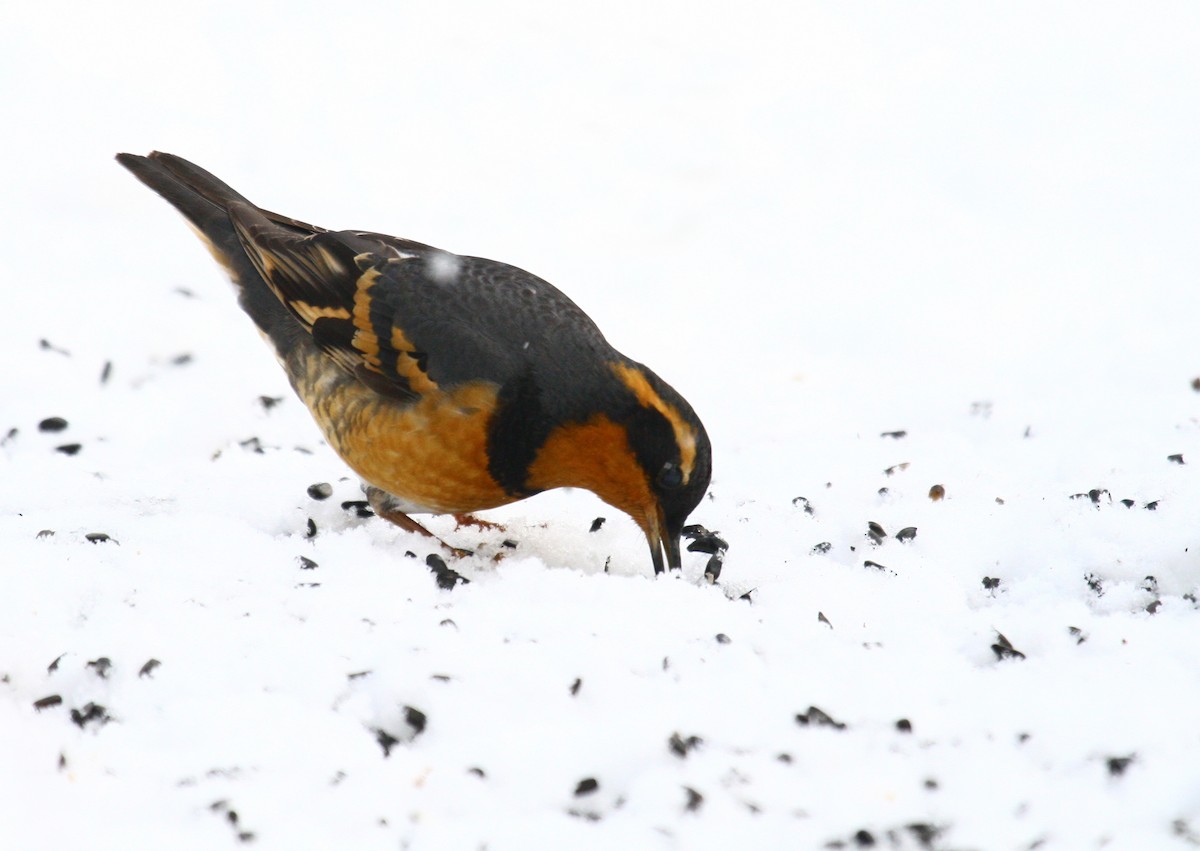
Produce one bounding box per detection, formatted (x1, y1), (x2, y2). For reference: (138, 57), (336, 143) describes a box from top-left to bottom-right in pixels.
(227, 203), (606, 402)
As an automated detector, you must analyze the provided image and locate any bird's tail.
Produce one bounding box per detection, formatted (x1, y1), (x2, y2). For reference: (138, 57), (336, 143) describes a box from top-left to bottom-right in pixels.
(115, 151), (317, 349)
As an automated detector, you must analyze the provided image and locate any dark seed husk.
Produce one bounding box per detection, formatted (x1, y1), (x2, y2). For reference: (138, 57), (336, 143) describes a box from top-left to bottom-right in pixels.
(307, 482), (333, 500)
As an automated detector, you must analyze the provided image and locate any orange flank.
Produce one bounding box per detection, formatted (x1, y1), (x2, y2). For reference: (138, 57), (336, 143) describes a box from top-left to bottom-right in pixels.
(290, 351), (512, 514)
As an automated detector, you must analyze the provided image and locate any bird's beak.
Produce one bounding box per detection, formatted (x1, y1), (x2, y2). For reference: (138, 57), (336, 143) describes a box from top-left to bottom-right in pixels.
(646, 508), (682, 575)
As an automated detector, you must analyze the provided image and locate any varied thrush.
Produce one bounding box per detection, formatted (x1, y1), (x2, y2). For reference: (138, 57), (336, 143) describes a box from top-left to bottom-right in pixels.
(116, 152), (711, 574)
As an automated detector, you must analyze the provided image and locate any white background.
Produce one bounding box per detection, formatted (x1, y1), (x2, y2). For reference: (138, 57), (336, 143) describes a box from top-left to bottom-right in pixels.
(3, 2), (1199, 848)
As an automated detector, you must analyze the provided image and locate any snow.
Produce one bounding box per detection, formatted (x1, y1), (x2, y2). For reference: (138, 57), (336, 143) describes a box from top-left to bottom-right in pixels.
(4, 2), (1200, 848)
(424, 251), (463, 284)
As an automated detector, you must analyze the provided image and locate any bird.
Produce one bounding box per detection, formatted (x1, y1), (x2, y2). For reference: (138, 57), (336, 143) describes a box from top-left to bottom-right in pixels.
(116, 152), (712, 574)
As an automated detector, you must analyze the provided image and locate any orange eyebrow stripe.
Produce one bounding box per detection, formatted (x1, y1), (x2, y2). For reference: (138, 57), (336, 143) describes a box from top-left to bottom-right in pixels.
(609, 362), (697, 480)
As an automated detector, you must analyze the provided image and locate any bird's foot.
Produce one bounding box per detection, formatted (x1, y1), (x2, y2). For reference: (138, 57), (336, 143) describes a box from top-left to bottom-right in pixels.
(365, 487), (474, 558)
(452, 513), (505, 533)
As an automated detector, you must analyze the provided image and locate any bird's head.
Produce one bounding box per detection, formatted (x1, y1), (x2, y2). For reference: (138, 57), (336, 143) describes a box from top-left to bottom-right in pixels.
(526, 361), (711, 574)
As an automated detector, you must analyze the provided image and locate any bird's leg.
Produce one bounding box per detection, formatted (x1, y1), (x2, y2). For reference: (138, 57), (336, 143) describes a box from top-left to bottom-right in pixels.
(452, 513), (506, 532)
(365, 486), (473, 558)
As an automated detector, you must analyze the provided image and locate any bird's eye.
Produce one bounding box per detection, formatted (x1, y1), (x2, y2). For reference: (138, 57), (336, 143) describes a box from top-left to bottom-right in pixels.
(657, 462), (683, 490)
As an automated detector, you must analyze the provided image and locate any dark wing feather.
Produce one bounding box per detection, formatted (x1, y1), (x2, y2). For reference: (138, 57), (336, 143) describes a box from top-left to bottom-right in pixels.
(227, 203), (611, 402)
(226, 203), (422, 400)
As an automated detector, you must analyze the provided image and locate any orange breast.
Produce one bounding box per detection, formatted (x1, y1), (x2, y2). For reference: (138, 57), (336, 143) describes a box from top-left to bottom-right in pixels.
(526, 414), (656, 537)
(287, 351), (514, 514)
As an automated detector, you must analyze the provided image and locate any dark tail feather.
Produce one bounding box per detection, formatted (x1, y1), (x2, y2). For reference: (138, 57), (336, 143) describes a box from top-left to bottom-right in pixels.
(115, 152), (250, 250)
(116, 151), (311, 352)
(119, 151), (326, 234)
